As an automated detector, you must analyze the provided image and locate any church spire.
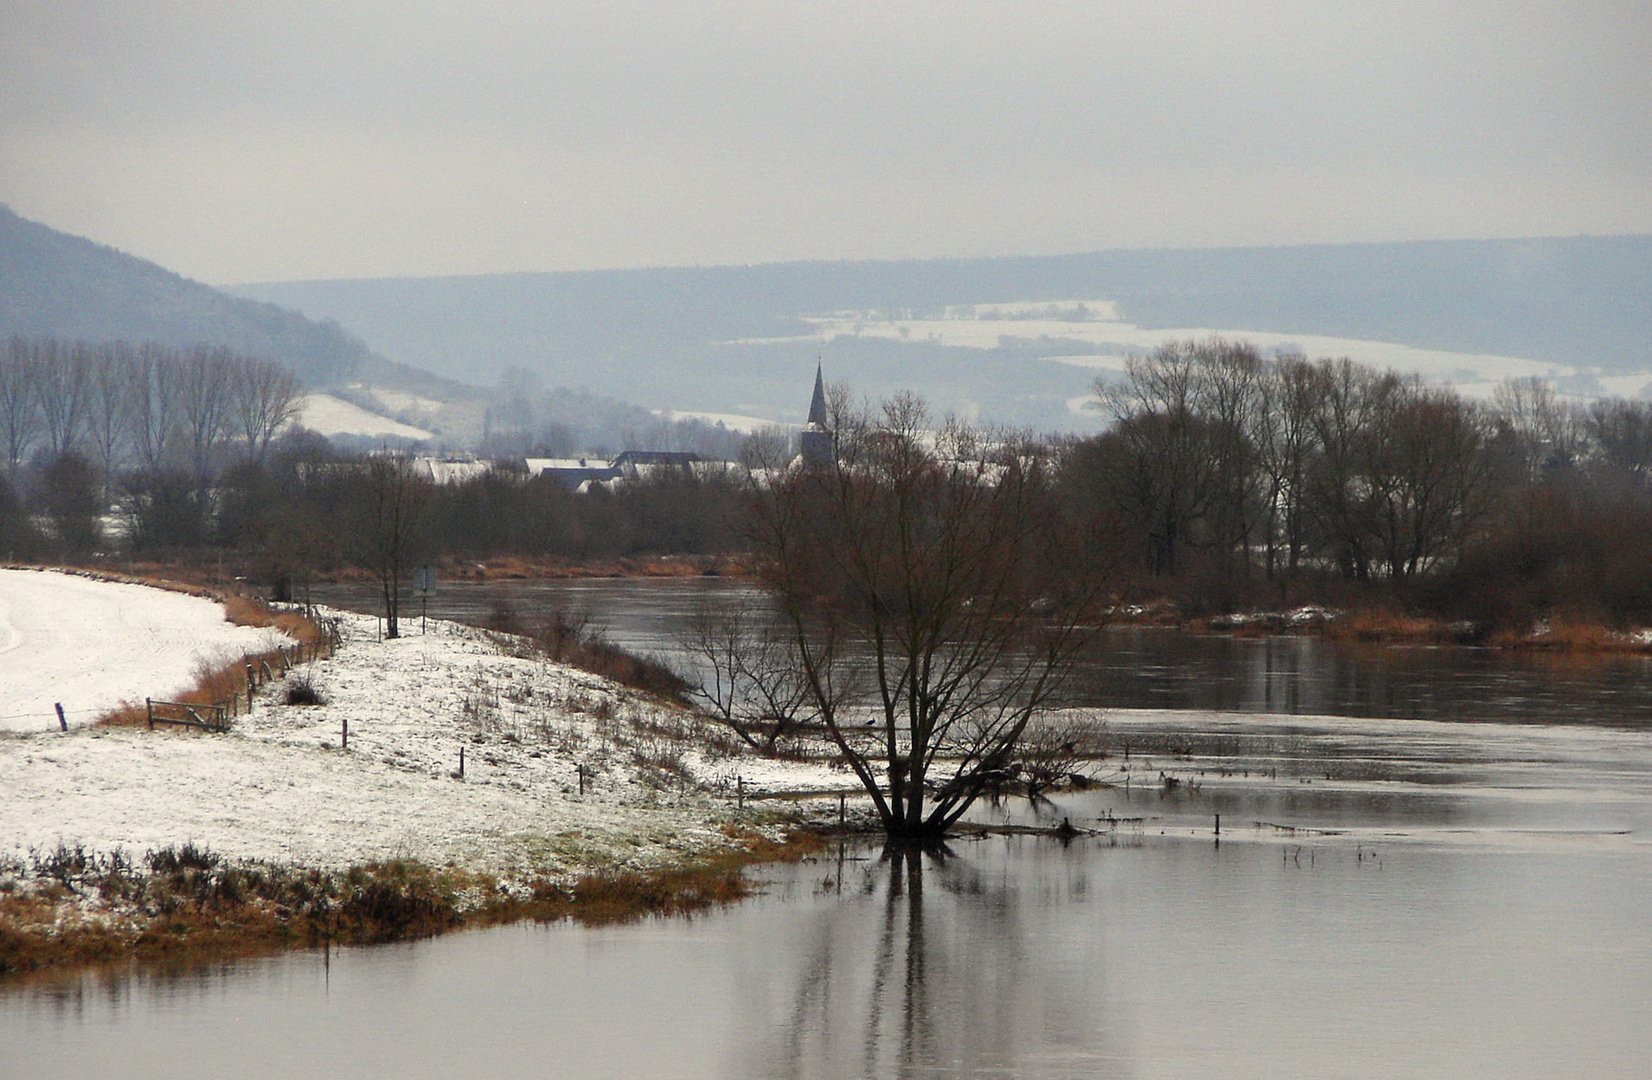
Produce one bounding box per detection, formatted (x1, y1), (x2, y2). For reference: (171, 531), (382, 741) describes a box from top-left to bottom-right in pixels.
(807, 361), (828, 427)
(800, 362), (834, 467)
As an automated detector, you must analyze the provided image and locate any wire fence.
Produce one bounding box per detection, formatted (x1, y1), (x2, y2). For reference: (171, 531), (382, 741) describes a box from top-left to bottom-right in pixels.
(3, 618), (344, 734)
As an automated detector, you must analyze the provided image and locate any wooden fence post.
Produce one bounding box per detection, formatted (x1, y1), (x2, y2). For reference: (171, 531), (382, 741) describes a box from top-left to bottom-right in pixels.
(146, 698), (153, 731)
(55, 703), (67, 732)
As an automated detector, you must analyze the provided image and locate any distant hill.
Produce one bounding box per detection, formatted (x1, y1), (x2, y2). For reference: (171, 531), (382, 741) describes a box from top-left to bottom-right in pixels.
(228, 235), (1652, 428)
(0, 204), (371, 385)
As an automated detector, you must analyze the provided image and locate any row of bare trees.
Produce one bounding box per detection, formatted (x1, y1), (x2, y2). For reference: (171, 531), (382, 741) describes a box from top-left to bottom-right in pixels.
(1, 337), (304, 481)
(1076, 338), (1652, 586)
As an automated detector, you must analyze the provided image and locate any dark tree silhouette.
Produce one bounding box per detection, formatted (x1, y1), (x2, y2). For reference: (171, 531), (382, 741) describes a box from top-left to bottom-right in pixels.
(743, 394), (1105, 841)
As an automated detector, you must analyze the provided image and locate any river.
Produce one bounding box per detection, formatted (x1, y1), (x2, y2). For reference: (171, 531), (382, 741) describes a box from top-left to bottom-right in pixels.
(4, 578), (1650, 1078)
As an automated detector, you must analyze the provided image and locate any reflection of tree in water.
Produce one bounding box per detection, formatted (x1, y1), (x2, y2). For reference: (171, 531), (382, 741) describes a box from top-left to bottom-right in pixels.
(734, 841), (1120, 1079)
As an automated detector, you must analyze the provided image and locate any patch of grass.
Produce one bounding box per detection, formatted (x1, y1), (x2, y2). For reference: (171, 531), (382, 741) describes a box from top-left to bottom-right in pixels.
(1321, 608), (1449, 644)
(529, 610), (689, 702)
(0, 829), (826, 981)
(95, 598), (332, 729)
(1489, 616), (1637, 652)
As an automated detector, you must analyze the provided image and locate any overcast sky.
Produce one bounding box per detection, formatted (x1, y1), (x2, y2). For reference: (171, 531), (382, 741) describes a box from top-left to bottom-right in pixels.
(2, 1), (1649, 284)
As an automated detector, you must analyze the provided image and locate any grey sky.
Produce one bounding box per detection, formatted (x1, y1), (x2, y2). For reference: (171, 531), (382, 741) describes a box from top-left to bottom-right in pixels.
(3, 1), (1649, 284)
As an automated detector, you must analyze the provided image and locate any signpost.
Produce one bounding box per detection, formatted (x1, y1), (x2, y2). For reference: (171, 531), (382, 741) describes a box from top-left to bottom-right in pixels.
(412, 566), (437, 633)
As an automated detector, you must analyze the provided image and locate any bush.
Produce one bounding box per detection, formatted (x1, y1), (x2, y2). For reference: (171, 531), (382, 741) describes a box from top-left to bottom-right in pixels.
(531, 607), (689, 702)
(284, 673), (326, 706)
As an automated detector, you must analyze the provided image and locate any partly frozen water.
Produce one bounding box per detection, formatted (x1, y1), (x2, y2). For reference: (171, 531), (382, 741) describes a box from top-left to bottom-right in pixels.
(7, 581), (1652, 1077)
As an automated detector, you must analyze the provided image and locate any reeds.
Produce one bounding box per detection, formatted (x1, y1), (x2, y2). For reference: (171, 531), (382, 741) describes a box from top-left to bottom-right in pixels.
(0, 829), (826, 979)
(1320, 608), (1453, 644)
(528, 609), (690, 702)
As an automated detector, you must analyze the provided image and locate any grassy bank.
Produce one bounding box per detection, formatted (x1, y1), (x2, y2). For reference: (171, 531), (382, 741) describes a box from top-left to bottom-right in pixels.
(1179, 602), (1652, 654)
(0, 826), (827, 981)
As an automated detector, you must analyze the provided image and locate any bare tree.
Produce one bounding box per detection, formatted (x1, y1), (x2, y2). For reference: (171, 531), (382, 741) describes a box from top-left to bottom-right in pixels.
(1585, 398), (1652, 480)
(177, 345), (235, 482)
(85, 341), (134, 487)
(1092, 341), (1229, 574)
(129, 342), (182, 472)
(680, 596), (816, 750)
(1492, 377), (1585, 482)
(354, 453), (432, 638)
(0, 336), (42, 477)
(231, 357), (304, 463)
(1254, 354), (1322, 580)
(744, 394), (1105, 840)
(1010, 711), (1110, 801)
(1361, 388), (1494, 579)
(1198, 339), (1268, 566)
(1303, 358), (1405, 579)
(35, 339), (91, 457)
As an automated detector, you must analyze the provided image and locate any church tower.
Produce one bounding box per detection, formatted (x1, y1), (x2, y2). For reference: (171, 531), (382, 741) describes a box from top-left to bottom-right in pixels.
(799, 363), (834, 467)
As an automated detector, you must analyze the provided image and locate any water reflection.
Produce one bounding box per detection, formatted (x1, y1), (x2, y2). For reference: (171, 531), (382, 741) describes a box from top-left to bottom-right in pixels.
(735, 841), (1117, 1080)
(5, 824), (1650, 1079)
(8, 583), (1641, 1076)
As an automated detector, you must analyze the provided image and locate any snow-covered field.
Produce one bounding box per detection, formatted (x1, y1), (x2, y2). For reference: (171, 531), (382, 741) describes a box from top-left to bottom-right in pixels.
(652, 408), (798, 434)
(0, 599), (846, 883)
(761, 302), (1652, 409)
(293, 393), (434, 440)
(0, 569), (292, 734)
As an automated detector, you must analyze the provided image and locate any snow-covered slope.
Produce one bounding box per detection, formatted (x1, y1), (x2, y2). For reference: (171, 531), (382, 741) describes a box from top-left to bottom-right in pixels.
(0, 608), (847, 879)
(0, 570), (292, 733)
(794, 304), (1646, 409)
(292, 393), (435, 441)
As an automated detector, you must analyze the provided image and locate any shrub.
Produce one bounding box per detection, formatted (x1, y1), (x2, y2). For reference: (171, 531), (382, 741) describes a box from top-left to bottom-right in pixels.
(284, 673), (326, 706)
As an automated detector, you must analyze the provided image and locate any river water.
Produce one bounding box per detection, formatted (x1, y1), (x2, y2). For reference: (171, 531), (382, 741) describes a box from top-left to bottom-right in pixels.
(5, 579), (1651, 1078)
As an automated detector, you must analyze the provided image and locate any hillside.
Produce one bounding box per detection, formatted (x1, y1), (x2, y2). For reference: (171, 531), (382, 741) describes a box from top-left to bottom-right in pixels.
(229, 236), (1652, 428)
(0, 205), (371, 386)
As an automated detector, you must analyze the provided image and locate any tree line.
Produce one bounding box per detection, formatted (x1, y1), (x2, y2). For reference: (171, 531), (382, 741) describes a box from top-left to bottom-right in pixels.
(1066, 338), (1652, 625)
(9, 331), (1652, 633)
(2, 337), (305, 479)
(1, 337), (306, 555)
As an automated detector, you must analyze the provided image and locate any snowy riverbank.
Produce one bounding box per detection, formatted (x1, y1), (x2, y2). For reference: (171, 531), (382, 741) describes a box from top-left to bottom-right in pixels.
(0, 567), (294, 733)
(2, 604), (853, 881)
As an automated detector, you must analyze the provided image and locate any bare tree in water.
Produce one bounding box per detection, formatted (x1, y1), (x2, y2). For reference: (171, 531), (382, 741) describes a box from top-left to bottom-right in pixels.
(743, 393), (1106, 841)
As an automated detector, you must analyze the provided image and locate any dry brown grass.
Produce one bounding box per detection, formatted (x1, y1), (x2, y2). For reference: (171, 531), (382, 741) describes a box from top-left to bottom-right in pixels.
(0, 829), (827, 981)
(1487, 616), (1647, 653)
(94, 594), (331, 729)
(1321, 608), (1452, 644)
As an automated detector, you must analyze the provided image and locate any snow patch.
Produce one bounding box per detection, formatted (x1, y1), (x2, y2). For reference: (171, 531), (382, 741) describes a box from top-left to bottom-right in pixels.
(292, 393), (434, 440)
(0, 569), (292, 733)
(0, 608), (848, 880)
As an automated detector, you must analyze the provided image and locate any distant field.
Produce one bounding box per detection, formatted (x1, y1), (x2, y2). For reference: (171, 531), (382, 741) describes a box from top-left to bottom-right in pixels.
(229, 235), (1652, 428)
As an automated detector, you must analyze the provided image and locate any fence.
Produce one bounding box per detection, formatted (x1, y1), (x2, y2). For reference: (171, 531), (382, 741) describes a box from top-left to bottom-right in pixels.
(149, 617), (345, 734)
(146, 698), (229, 732)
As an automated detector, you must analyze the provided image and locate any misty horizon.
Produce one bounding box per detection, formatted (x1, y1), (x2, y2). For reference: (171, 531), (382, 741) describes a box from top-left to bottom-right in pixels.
(3, 3), (1648, 283)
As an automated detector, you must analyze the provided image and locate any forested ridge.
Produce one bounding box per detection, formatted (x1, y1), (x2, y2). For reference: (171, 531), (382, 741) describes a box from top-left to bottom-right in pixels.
(0, 205), (371, 386)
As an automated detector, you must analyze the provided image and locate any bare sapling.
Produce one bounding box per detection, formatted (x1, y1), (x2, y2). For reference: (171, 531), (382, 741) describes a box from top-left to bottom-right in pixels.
(679, 597), (817, 751)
